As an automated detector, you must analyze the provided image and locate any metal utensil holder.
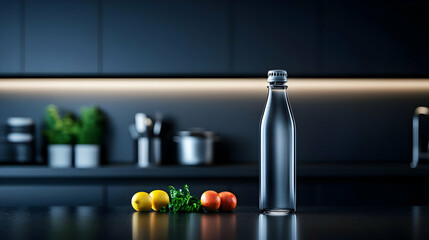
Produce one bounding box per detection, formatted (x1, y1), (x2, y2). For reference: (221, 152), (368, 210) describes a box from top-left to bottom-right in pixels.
(129, 124), (161, 167)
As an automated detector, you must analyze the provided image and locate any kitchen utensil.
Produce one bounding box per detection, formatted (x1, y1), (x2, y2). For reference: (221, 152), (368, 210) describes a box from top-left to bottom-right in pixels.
(174, 129), (219, 165)
(130, 113), (163, 166)
(134, 113), (158, 167)
(151, 112), (163, 165)
(135, 113), (150, 167)
(135, 113), (147, 134)
(153, 112), (162, 137)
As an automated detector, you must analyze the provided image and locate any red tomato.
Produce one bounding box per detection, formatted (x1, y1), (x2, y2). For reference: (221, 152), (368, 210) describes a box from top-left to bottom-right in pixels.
(201, 190), (221, 212)
(219, 191), (237, 212)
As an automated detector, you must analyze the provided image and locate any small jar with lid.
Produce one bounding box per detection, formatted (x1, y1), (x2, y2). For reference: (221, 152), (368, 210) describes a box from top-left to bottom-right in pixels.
(6, 118), (36, 164)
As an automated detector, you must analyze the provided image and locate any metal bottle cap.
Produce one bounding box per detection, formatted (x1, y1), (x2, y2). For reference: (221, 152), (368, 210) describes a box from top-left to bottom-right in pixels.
(267, 70), (288, 83)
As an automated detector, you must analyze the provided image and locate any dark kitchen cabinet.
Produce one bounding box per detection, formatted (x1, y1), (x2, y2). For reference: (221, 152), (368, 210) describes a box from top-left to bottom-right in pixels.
(321, 0), (429, 76)
(1, 0), (429, 76)
(0, 185), (104, 207)
(0, 0), (21, 73)
(102, 0), (231, 75)
(232, 0), (321, 76)
(24, 0), (99, 74)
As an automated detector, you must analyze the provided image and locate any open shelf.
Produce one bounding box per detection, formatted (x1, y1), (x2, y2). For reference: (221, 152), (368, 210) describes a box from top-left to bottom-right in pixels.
(0, 162), (429, 179)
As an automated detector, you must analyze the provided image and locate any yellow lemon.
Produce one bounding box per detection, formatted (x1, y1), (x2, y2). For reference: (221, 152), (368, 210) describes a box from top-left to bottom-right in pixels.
(131, 192), (152, 212)
(150, 190), (170, 211)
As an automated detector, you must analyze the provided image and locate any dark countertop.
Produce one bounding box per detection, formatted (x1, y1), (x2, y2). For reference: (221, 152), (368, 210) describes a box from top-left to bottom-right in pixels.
(0, 162), (429, 179)
(1, 206), (429, 239)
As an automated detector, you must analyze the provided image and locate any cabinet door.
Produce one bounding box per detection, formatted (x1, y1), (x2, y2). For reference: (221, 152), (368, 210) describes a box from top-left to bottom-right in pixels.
(233, 0), (321, 76)
(103, 0), (230, 75)
(25, 0), (98, 74)
(0, 185), (103, 207)
(0, 0), (21, 73)
(321, 0), (429, 76)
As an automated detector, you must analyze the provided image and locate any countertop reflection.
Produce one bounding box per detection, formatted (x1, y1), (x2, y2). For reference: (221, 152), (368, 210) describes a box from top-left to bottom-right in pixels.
(0, 206), (429, 239)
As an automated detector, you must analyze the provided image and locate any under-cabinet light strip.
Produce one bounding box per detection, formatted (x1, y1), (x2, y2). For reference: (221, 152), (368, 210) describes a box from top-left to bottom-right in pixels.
(0, 79), (428, 94)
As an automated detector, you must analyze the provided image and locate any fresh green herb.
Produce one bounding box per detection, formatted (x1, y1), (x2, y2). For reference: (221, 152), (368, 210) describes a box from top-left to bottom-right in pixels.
(160, 185), (203, 213)
(44, 105), (75, 144)
(73, 106), (105, 144)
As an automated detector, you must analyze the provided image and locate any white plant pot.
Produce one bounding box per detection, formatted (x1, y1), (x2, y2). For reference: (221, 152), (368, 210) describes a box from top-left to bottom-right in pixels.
(75, 144), (100, 168)
(48, 144), (72, 168)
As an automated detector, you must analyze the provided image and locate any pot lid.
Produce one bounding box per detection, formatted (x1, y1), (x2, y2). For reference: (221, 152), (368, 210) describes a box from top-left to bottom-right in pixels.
(177, 128), (216, 138)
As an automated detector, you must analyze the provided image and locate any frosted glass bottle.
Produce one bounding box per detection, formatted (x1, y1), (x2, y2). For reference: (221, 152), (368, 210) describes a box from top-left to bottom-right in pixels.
(260, 69), (296, 214)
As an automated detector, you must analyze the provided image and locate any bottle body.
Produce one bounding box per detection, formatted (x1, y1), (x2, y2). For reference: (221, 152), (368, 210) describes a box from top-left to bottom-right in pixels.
(260, 85), (296, 214)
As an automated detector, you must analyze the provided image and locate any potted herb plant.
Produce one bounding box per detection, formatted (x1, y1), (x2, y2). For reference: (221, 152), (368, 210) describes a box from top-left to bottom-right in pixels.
(73, 106), (105, 168)
(44, 105), (75, 168)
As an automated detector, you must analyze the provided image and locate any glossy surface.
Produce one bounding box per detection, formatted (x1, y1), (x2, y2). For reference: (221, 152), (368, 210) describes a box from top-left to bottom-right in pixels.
(1, 206), (429, 239)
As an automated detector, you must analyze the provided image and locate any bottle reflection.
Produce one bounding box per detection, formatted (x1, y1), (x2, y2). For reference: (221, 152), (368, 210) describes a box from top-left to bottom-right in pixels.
(258, 213), (297, 240)
(201, 213), (237, 240)
(132, 212), (169, 240)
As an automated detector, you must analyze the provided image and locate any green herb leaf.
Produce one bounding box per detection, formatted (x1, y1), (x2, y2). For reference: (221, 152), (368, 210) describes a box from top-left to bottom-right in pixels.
(166, 185), (203, 213)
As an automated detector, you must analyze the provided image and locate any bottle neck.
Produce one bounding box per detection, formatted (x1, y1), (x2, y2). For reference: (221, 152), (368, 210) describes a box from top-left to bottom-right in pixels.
(267, 82), (288, 90)
(267, 83), (288, 104)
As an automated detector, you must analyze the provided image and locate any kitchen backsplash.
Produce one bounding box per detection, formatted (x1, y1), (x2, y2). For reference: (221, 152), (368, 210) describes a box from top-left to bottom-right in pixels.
(0, 79), (428, 164)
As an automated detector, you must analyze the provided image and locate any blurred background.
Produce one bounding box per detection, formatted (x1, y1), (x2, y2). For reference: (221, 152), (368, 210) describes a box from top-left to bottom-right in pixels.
(0, 0), (429, 208)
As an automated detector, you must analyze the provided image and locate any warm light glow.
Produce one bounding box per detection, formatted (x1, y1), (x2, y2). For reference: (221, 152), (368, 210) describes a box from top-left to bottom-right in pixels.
(415, 106), (429, 115)
(290, 79), (429, 94)
(0, 78), (428, 95)
(0, 79), (265, 93)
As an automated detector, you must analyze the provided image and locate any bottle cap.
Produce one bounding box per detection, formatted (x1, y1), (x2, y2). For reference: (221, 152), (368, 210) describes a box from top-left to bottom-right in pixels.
(267, 70), (287, 83)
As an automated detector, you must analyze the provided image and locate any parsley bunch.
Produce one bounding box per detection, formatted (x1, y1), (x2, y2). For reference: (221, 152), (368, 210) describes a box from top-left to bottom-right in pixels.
(160, 185), (203, 213)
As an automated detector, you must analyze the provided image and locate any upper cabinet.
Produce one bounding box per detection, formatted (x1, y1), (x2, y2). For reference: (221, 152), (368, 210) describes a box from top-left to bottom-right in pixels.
(321, 0), (429, 76)
(0, 0), (428, 76)
(0, 0), (21, 73)
(24, 0), (99, 74)
(233, 0), (321, 76)
(102, 0), (231, 75)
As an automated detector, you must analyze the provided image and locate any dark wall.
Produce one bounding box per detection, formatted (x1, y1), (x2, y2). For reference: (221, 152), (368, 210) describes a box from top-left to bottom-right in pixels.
(0, 0), (428, 76)
(0, 80), (427, 164)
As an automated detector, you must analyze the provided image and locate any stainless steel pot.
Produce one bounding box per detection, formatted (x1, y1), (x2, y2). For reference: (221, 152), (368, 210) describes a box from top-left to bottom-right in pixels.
(174, 130), (218, 165)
